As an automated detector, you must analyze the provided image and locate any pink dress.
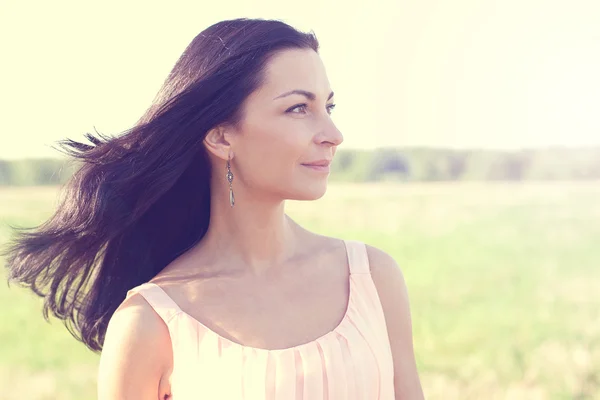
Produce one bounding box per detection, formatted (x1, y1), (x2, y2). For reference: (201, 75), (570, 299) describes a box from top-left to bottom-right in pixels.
(124, 239), (396, 399)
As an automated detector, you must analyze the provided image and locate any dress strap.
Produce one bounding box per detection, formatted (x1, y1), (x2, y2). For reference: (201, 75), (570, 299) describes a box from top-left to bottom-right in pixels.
(125, 282), (182, 325)
(343, 239), (371, 274)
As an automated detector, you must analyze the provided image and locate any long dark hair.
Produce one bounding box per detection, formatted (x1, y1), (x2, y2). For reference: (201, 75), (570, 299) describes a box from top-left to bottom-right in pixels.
(1, 18), (319, 353)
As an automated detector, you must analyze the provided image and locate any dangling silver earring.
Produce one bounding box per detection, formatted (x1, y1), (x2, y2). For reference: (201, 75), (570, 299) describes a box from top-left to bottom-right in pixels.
(226, 154), (235, 208)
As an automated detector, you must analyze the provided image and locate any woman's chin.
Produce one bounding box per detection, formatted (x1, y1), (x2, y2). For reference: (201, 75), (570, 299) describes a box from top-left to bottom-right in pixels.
(292, 184), (328, 201)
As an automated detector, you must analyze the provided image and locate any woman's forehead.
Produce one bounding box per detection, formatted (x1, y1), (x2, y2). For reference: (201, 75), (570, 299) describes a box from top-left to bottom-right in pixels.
(256, 49), (331, 100)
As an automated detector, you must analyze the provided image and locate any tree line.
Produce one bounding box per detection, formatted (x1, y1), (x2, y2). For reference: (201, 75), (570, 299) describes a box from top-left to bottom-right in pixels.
(1, 146), (599, 186)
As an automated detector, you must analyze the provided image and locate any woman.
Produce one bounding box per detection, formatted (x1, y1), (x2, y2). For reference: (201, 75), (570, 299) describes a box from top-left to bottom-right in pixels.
(2, 18), (424, 399)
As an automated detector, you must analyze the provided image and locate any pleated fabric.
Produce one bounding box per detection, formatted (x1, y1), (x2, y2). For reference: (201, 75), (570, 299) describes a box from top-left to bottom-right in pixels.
(124, 239), (395, 399)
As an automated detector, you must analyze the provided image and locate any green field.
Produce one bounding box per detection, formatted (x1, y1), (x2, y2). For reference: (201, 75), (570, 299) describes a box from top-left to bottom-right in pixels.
(1, 182), (599, 399)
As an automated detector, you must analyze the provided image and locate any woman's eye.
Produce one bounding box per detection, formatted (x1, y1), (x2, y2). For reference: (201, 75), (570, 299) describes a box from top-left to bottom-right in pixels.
(288, 104), (308, 113)
(287, 103), (337, 114)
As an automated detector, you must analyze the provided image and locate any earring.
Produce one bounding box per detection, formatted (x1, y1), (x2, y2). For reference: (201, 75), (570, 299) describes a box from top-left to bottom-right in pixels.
(226, 154), (235, 208)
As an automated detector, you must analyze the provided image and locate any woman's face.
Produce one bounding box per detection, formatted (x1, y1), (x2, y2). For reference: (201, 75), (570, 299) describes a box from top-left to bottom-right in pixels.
(230, 48), (344, 201)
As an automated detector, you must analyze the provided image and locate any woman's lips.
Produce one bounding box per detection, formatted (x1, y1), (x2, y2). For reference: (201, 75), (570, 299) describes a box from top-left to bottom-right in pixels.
(302, 164), (330, 173)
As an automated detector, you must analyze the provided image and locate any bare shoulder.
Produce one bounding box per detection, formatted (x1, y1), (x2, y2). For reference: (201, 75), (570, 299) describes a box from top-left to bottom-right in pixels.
(364, 243), (408, 292)
(97, 292), (173, 399)
(363, 242), (409, 332)
(363, 243), (426, 399)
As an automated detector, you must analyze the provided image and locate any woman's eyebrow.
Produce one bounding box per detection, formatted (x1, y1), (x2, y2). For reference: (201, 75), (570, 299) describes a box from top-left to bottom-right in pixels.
(273, 90), (334, 101)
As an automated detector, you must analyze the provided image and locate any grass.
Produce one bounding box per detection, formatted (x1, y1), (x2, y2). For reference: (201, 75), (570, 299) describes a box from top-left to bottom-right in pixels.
(1, 181), (599, 399)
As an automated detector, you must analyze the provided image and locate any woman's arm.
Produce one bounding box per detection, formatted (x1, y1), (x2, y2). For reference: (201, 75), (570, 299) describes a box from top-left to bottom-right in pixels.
(367, 244), (426, 400)
(97, 294), (172, 400)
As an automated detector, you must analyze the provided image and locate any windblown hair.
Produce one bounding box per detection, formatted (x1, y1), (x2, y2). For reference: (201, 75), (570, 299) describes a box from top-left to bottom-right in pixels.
(1, 18), (319, 352)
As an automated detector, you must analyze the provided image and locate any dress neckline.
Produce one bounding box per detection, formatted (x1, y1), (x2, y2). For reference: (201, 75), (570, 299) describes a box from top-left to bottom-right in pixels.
(145, 239), (355, 354)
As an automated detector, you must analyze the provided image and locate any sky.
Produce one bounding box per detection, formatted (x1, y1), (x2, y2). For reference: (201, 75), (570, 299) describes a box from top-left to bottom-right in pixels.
(1, 0), (599, 160)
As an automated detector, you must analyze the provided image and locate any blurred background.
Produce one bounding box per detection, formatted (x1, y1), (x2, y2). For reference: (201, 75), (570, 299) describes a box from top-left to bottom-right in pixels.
(1, 0), (599, 398)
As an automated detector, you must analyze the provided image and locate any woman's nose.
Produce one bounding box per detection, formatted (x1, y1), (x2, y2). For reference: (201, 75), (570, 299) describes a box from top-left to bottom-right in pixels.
(321, 118), (344, 146)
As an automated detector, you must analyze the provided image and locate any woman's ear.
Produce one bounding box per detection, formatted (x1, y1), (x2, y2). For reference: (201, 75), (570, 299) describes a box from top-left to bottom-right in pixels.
(203, 125), (234, 161)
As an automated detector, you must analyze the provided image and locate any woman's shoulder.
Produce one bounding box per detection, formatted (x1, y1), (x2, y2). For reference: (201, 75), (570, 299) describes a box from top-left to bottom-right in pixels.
(99, 291), (173, 398)
(111, 289), (173, 349)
